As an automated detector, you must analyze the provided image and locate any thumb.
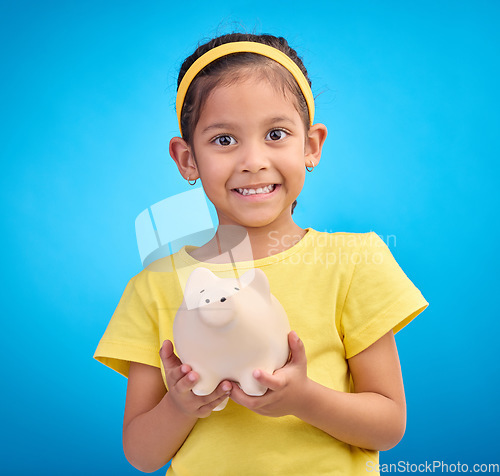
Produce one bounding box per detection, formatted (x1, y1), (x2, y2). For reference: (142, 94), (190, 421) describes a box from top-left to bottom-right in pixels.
(288, 331), (307, 365)
(159, 340), (182, 370)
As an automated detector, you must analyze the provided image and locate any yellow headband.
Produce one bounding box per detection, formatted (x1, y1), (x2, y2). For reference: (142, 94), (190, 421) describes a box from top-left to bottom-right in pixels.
(176, 41), (315, 136)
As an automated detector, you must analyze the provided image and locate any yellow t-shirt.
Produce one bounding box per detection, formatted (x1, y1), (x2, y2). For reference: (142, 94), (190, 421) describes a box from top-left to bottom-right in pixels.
(94, 229), (428, 475)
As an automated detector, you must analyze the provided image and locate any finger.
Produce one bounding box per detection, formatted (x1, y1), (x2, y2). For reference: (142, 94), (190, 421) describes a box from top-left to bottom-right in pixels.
(159, 340), (183, 370)
(198, 393), (230, 417)
(229, 380), (274, 410)
(229, 383), (257, 407)
(190, 379), (232, 402)
(159, 340), (190, 387)
(288, 331), (307, 365)
(199, 380), (232, 407)
(252, 369), (282, 392)
(214, 379), (233, 395)
(174, 370), (201, 394)
(165, 362), (192, 388)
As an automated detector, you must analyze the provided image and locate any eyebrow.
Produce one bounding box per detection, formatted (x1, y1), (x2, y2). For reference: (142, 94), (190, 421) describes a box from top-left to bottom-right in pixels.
(201, 116), (297, 135)
(266, 116), (296, 126)
(201, 123), (234, 134)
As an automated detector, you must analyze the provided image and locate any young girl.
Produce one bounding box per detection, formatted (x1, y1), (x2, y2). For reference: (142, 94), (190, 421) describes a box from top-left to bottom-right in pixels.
(95, 32), (428, 475)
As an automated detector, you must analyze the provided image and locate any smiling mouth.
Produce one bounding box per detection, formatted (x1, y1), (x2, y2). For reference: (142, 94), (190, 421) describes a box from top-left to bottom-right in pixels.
(234, 184), (277, 196)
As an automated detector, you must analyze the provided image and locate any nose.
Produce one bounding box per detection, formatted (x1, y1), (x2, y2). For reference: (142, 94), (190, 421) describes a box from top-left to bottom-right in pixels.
(238, 141), (270, 173)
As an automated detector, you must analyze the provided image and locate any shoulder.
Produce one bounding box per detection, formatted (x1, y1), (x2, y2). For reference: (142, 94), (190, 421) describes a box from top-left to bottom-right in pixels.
(127, 249), (186, 299)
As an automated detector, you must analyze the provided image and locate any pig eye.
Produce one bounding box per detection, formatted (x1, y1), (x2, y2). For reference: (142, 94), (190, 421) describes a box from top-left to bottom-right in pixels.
(234, 287), (239, 290)
(200, 289), (205, 293)
(220, 297), (226, 302)
(205, 299), (210, 303)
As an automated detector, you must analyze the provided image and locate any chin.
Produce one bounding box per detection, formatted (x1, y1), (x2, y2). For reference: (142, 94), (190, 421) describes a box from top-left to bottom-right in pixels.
(238, 216), (284, 229)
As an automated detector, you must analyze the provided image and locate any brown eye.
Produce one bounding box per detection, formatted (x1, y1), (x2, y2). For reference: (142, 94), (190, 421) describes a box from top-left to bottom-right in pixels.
(214, 135), (236, 146)
(266, 129), (287, 141)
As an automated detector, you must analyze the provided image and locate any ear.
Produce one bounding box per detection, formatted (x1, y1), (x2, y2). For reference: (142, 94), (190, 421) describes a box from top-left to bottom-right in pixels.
(238, 268), (256, 288)
(184, 267), (218, 309)
(169, 136), (199, 181)
(244, 268), (271, 301)
(304, 123), (328, 169)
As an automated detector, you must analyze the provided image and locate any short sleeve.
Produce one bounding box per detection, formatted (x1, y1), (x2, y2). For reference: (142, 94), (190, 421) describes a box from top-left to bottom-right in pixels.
(341, 232), (428, 359)
(94, 275), (161, 377)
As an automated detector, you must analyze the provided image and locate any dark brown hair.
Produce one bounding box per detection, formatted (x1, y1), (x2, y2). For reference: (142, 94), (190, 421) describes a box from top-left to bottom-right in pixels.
(177, 32), (312, 213)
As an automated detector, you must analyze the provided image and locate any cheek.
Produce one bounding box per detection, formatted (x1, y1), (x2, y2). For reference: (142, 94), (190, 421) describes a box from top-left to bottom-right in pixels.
(197, 165), (230, 200)
(194, 154), (218, 180)
(199, 164), (225, 184)
(295, 170), (306, 192)
(291, 161), (307, 196)
(289, 155), (307, 184)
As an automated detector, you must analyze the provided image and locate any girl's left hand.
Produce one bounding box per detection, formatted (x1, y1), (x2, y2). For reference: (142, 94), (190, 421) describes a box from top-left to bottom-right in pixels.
(229, 331), (311, 417)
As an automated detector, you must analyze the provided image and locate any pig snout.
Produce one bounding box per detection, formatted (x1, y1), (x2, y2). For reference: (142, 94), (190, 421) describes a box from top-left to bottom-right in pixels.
(199, 298), (235, 327)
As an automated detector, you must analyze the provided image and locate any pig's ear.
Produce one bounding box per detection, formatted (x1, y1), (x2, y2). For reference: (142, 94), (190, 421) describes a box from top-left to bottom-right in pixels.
(184, 267), (218, 309)
(238, 268), (255, 288)
(242, 268), (270, 300)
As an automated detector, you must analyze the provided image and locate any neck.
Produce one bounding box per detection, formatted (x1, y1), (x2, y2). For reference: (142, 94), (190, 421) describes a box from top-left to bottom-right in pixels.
(188, 217), (306, 263)
(239, 222), (306, 260)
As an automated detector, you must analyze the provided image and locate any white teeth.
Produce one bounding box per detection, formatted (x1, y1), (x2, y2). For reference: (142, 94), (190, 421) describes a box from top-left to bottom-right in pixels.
(237, 185), (275, 196)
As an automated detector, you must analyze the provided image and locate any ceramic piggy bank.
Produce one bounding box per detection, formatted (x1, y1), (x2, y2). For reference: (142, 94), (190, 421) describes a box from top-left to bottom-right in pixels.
(173, 267), (290, 410)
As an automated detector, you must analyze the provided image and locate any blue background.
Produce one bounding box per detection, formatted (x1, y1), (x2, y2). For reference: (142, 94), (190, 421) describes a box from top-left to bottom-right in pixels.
(1, 1), (498, 474)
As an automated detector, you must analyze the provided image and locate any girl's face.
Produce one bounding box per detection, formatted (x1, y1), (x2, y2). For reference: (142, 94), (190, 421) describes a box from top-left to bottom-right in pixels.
(190, 76), (312, 231)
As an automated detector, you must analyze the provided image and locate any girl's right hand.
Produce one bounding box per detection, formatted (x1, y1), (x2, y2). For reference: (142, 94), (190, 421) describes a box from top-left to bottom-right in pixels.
(159, 340), (232, 418)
